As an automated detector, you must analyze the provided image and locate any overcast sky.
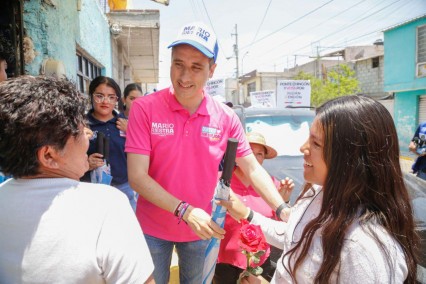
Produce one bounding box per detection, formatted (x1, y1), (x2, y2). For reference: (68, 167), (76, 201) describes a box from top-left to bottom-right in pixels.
(131, 0), (426, 88)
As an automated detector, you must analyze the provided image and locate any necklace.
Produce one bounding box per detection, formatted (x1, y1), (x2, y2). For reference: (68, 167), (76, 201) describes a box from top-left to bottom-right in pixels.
(290, 187), (323, 245)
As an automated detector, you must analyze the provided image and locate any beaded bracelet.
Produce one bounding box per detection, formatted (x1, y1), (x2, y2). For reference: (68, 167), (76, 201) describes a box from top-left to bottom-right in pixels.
(173, 201), (185, 217)
(178, 203), (190, 224)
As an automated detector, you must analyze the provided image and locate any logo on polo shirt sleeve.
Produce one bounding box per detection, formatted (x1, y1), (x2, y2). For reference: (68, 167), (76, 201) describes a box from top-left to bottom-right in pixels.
(151, 122), (174, 136)
(201, 126), (221, 141)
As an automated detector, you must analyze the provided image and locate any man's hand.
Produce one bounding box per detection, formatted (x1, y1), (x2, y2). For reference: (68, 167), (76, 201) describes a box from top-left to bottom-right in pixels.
(183, 206), (225, 240)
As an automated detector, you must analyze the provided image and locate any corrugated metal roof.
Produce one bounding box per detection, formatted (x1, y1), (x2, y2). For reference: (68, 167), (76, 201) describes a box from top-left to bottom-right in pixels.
(383, 14), (426, 32)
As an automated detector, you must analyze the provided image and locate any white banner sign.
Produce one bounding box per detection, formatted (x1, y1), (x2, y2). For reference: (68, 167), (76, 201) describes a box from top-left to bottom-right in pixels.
(250, 90), (276, 108)
(206, 78), (226, 102)
(276, 80), (311, 107)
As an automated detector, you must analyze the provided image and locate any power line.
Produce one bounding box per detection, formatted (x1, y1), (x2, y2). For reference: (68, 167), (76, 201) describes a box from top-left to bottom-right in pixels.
(201, 0), (214, 28)
(304, 0), (402, 51)
(257, 4), (419, 71)
(200, 0), (232, 60)
(188, 0), (197, 19)
(258, 0), (368, 57)
(327, 0), (417, 48)
(240, 0), (335, 50)
(273, 0), (403, 65)
(246, 0), (273, 52)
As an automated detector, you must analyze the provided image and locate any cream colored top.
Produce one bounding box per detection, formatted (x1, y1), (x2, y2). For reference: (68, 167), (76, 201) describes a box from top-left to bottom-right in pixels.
(251, 185), (408, 283)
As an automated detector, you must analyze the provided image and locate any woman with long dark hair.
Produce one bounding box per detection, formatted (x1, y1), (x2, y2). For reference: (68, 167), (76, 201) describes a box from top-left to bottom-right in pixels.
(221, 95), (419, 283)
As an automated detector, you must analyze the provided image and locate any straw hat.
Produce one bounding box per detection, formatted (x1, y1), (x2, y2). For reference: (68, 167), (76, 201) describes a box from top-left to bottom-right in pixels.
(246, 132), (277, 159)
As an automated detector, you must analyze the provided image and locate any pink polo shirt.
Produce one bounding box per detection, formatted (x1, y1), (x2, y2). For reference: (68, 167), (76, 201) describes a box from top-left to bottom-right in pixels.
(125, 87), (251, 242)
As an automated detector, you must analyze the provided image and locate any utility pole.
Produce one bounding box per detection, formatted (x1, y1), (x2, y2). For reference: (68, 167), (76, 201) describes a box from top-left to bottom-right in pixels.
(316, 45), (320, 79)
(231, 24), (241, 104)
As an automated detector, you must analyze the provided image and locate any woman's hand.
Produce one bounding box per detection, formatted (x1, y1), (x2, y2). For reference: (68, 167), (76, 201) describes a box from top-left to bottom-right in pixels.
(278, 177), (294, 203)
(116, 118), (128, 132)
(216, 190), (250, 222)
(88, 153), (105, 170)
(84, 127), (93, 139)
(238, 271), (264, 284)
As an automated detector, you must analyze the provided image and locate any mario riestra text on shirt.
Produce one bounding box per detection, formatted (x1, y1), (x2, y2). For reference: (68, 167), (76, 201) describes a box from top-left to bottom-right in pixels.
(151, 122), (175, 136)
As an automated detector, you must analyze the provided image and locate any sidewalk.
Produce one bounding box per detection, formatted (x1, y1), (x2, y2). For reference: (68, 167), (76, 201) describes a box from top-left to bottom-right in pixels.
(400, 156), (414, 174)
(169, 249), (179, 284)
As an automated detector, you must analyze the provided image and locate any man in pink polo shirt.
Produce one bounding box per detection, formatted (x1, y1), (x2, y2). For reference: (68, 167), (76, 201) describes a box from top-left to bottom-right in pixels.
(125, 21), (286, 284)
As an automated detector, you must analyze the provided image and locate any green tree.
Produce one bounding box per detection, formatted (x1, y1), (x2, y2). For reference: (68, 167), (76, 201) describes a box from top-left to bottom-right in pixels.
(294, 64), (360, 107)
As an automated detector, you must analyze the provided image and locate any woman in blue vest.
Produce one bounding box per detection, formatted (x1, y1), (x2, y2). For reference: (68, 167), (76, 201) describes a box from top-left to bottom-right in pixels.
(83, 76), (137, 211)
(409, 121), (426, 181)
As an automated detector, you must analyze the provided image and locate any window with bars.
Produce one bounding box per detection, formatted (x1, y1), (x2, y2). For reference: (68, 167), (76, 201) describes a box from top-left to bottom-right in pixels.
(416, 24), (426, 77)
(97, 0), (110, 13)
(76, 53), (102, 96)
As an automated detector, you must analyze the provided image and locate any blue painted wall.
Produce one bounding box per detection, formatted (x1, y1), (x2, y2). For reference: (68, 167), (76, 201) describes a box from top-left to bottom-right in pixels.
(23, 0), (112, 80)
(384, 16), (426, 157)
(23, 0), (78, 79)
(77, 0), (112, 77)
(384, 16), (426, 92)
(395, 90), (424, 156)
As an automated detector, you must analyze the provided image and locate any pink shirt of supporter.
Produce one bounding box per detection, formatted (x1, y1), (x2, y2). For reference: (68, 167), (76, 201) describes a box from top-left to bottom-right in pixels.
(125, 87), (251, 242)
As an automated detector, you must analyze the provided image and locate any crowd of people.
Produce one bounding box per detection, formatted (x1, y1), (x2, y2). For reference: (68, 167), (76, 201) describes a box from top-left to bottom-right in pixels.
(0, 21), (422, 284)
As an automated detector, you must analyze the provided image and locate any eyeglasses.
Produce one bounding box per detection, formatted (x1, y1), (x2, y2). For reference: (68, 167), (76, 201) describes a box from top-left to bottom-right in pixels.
(93, 93), (118, 104)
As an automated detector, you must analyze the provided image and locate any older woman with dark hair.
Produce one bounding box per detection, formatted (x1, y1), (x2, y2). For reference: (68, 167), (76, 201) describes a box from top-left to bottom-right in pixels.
(221, 95), (419, 284)
(84, 76), (137, 210)
(0, 76), (154, 284)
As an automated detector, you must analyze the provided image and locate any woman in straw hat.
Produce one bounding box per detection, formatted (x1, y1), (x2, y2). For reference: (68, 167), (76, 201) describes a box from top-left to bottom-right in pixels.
(214, 132), (294, 283)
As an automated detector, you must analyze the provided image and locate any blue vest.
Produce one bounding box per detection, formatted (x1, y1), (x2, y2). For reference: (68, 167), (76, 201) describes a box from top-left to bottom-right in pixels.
(83, 110), (128, 185)
(412, 122), (426, 173)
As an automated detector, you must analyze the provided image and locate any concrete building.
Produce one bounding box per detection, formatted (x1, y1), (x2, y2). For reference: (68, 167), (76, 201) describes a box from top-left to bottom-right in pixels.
(349, 45), (394, 117)
(238, 45), (386, 107)
(0, 0), (159, 95)
(239, 70), (293, 107)
(321, 44), (387, 97)
(107, 10), (159, 93)
(285, 59), (341, 79)
(353, 53), (385, 96)
(383, 15), (426, 158)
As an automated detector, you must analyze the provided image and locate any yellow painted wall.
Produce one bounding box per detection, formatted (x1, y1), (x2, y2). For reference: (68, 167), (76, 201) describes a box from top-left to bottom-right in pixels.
(108, 0), (127, 10)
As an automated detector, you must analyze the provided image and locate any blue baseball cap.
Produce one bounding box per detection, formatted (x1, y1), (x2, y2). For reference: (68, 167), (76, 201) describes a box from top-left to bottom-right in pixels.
(168, 22), (219, 63)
